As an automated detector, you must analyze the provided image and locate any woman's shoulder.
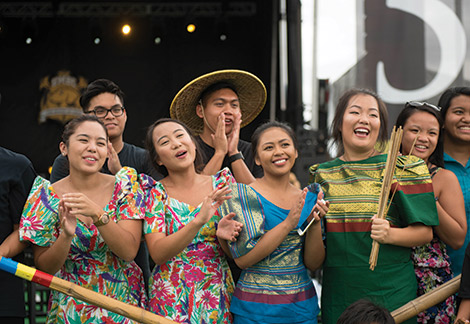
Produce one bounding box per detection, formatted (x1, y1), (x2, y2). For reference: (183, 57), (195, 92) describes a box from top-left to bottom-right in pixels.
(30, 175), (53, 196)
(309, 159), (335, 173)
(396, 155), (431, 177)
(432, 167), (459, 184)
(24, 176), (57, 213)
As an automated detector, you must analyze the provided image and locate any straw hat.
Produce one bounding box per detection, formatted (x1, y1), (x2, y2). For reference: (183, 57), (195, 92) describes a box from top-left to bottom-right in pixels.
(170, 69), (267, 135)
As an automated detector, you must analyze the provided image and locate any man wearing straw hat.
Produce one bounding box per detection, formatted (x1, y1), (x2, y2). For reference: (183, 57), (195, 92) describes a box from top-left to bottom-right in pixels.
(170, 69), (266, 185)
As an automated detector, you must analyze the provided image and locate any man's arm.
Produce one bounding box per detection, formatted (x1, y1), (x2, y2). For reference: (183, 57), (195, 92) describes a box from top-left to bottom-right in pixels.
(1, 155), (36, 258)
(228, 156), (256, 184)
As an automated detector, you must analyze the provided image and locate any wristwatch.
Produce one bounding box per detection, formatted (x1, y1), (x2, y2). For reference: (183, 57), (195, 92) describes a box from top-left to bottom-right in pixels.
(228, 152), (244, 164)
(94, 212), (110, 227)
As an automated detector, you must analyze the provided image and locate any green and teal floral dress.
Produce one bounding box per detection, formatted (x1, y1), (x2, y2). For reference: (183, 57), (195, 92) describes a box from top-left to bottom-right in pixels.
(140, 168), (235, 324)
(19, 167), (147, 324)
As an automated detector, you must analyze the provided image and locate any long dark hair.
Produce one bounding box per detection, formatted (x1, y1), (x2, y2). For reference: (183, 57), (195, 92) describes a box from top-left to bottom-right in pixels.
(331, 88), (389, 155)
(145, 118), (204, 177)
(395, 103), (444, 167)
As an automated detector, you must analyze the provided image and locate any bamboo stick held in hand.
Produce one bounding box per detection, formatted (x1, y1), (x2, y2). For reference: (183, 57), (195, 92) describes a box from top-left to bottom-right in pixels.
(369, 126), (403, 271)
(0, 256), (176, 324)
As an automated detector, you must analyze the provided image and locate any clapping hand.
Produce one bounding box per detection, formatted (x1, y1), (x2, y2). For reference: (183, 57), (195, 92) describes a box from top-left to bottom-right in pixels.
(227, 111), (242, 156)
(107, 142), (122, 175)
(211, 113), (228, 155)
(62, 193), (102, 222)
(196, 185), (232, 226)
(286, 188), (307, 230)
(58, 199), (77, 237)
(217, 213), (243, 242)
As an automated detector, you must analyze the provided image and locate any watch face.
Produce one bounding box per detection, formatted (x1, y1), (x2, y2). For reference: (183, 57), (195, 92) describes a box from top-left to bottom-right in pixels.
(102, 213), (110, 224)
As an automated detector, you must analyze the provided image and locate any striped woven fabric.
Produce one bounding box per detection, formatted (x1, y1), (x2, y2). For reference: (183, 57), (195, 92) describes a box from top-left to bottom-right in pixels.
(309, 154), (439, 324)
(220, 183), (320, 323)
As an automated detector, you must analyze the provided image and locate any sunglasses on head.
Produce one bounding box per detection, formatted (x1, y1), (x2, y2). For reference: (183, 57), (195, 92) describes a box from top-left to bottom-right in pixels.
(406, 101), (441, 112)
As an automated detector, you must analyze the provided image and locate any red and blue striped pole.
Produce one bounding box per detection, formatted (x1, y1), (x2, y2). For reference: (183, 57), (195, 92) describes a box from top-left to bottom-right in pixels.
(0, 256), (175, 324)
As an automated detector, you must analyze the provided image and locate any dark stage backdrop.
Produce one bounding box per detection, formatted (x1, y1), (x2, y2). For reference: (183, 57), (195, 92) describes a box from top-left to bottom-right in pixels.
(0, 3), (274, 176)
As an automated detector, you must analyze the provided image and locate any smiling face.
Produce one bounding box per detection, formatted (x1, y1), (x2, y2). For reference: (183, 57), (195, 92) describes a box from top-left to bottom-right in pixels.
(341, 94), (381, 156)
(196, 88), (241, 135)
(401, 111), (440, 163)
(60, 120), (108, 174)
(444, 95), (470, 144)
(255, 127), (298, 177)
(152, 121), (196, 172)
(86, 92), (127, 141)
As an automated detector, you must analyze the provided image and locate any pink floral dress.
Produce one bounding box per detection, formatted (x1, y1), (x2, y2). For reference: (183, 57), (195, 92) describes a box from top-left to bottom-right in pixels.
(411, 167), (456, 323)
(140, 168), (235, 324)
(19, 167), (147, 324)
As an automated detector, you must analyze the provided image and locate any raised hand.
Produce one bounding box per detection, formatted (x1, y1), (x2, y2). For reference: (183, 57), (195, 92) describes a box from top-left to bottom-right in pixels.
(58, 199), (77, 237)
(196, 185), (232, 226)
(211, 113), (228, 156)
(62, 193), (102, 222)
(286, 188), (307, 230)
(107, 142), (122, 175)
(217, 212), (243, 242)
(227, 111), (242, 156)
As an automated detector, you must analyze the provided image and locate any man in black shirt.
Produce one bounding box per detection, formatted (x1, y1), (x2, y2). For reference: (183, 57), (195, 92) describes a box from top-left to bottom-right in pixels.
(0, 147), (36, 323)
(50, 79), (159, 182)
(170, 70), (266, 282)
(50, 79), (159, 288)
(170, 69), (266, 184)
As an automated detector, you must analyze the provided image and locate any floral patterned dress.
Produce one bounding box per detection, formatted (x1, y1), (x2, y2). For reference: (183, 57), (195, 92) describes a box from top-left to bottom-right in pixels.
(140, 168), (235, 324)
(19, 167), (147, 324)
(412, 167), (456, 323)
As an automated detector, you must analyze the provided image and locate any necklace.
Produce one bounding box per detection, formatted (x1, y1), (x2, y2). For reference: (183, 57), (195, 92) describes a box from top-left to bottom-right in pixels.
(341, 149), (377, 162)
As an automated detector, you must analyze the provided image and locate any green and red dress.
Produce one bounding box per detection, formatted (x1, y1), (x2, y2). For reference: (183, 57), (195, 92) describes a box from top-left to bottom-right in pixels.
(309, 154), (438, 324)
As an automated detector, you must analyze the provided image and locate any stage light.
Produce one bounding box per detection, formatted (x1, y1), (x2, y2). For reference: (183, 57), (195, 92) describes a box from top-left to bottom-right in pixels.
(122, 24), (131, 35)
(90, 20), (102, 45)
(152, 20), (166, 45)
(186, 23), (196, 33)
(21, 18), (37, 46)
(216, 19), (228, 42)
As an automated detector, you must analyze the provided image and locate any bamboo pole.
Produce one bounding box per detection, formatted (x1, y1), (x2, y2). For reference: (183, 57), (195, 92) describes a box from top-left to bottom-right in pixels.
(369, 126), (403, 270)
(0, 256), (175, 324)
(392, 274), (461, 323)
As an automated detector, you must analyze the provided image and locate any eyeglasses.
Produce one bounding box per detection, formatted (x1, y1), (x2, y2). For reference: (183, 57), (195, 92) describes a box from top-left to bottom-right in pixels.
(86, 106), (125, 118)
(406, 101), (441, 112)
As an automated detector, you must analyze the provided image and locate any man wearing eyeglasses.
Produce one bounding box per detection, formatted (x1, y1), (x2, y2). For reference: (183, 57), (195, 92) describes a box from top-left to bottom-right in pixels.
(50, 78), (160, 182)
(50, 79), (160, 289)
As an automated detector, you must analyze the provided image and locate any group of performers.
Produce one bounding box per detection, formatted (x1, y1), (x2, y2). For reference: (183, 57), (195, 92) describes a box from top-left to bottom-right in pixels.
(0, 70), (470, 324)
